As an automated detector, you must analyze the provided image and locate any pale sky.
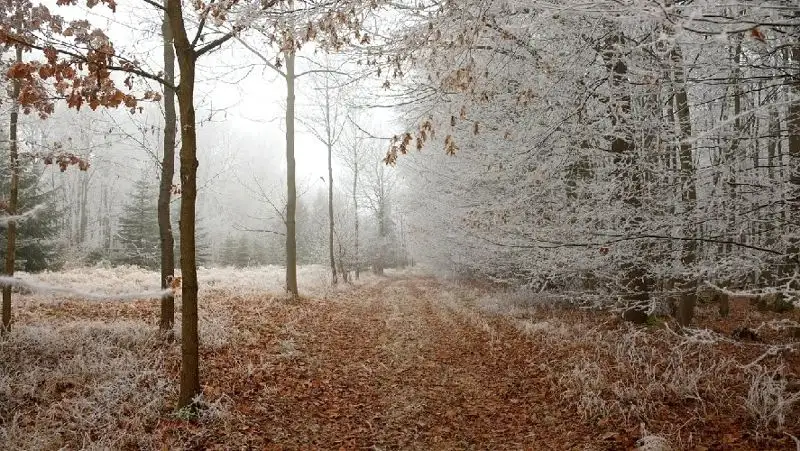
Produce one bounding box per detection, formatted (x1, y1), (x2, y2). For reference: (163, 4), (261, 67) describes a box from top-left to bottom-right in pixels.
(54, 0), (399, 183)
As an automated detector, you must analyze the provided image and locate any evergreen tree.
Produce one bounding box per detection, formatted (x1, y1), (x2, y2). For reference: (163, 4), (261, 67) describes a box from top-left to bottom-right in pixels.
(218, 233), (251, 267)
(219, 234), (237, 267)
(248, 234), (272, 266)
(0, 160), (62, 272)
(116, 172), (160, 269)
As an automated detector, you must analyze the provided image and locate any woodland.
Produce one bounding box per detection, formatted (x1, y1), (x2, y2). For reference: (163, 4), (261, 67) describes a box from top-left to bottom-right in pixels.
(0, 0), (799, 449)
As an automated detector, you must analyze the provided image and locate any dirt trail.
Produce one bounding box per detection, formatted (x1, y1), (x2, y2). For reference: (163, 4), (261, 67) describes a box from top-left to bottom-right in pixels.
(170, 276), (607, 450)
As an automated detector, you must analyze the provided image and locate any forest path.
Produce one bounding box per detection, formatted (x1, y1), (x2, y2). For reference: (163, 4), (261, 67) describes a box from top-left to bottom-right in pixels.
(170, 275), (606, 450)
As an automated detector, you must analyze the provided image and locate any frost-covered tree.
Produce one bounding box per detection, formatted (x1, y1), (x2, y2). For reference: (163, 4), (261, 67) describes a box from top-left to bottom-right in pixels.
(298, 56), (351, 284)
(336, 128), (369, 279)
(384, 0), (800, 322)
(363, 152), (395, 274)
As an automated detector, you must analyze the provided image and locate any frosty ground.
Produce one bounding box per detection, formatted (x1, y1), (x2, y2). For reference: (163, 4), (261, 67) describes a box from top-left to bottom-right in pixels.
(1, 266), (798, 450)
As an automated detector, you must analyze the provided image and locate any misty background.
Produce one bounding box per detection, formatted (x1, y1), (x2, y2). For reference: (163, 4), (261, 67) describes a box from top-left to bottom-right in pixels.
(3, 0), (414, 273)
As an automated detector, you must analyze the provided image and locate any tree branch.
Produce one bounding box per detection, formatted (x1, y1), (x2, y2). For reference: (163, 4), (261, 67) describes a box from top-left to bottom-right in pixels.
(233, 224), (286, 236)
(295, 68), (351, 79)
(475, 231), (784, 256)
(139, 0), (166, 11)
(191, 0), (216, 48)
(5, 34), (175, 90)
(346, 114), (394, 141)
(196, 31), (236, 58)
(233, 35), (285, 76)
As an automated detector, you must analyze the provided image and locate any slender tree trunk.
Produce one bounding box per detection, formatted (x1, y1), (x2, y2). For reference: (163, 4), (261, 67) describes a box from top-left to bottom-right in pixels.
(778, 60), (787, 239)
(2, 47), (22, 334)
(602, 32), (650, 322)
(285, 48), (299, 296)
(166, 0), (200, 409)
(787, 44), (800, 280)
(672, 42), (698, 326)
(60, 177), (70, 242)
(100, 184), (107, 249)
(353, 151), (360, 280)
(664, 65), (678, 270)
(723, 37), (744, 255)
(325, 79), (337, 285)
(374, 165), (386, 275)
(398, 215), (407, 267)
(101, 184), (112, 251)
(327, 142), (337, 284)
(751, 83), (763, 248)
(767, 107), (778, 182)
(767, 102), (780, 252)
(336, 237), (348, 283)
(159, 3), (177, 335)
(78, 174), (90, 244)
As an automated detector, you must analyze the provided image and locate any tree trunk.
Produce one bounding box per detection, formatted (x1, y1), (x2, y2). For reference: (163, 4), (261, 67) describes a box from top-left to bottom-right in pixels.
(166, 0), (200, 409)
(159, 3), (177, 335)
(78, 173), (90, 244)
(101, 183), (112, 251)
(602, 32), (650, 320)
(2, 47), (22, 334)
(787, 44), (800, 279)
(285, 48), (299, 296)
(337, 239), (348, 283)
(353, 142), (360, 280)
(374, 165), (386, 275)
(327, 142), (337, 284)
(722, 37), (744, 255)
(398, 215), (407, 267)
(325, 78), (337, 285)
(767, 107), (778, 180)
(672, 42), (698, 326)
(767, 104), (780, 248)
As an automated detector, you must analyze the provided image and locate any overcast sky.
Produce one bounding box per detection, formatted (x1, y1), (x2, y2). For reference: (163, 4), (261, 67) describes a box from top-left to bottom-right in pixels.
(59, 0), (400, 183)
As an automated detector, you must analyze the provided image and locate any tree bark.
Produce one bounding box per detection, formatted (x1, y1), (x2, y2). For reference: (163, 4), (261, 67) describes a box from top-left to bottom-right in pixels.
(724, 37), (743, 255)
(285, 48), (299, 296)
(101, 183), (113, 251)
(2, 47), (22, 334)
(601, 32), (650, 319)
(78, 173), (91, 244)
(374, 164), (386, 275)
(325, 77), (337, 285)
(787, 44), (800, 280)
(159, 2), (177, 335)
(672, 42), (698, 326)
(353, 143), (360, 280)
(166, 0), (200, 409)
(327, 144), (337, 284)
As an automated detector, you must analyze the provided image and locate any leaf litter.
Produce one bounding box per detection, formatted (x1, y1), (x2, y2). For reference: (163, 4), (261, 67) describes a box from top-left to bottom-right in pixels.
(3, 274), (799, 449)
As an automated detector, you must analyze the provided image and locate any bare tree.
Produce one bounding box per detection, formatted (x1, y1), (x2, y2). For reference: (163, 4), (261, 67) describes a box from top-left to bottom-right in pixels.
(285, 40), (299, 295)
(298, 57), (350, 284)
(158, 1), (177, 336)
(363, 148), (395, 275)
(338, 124), (369, 279)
